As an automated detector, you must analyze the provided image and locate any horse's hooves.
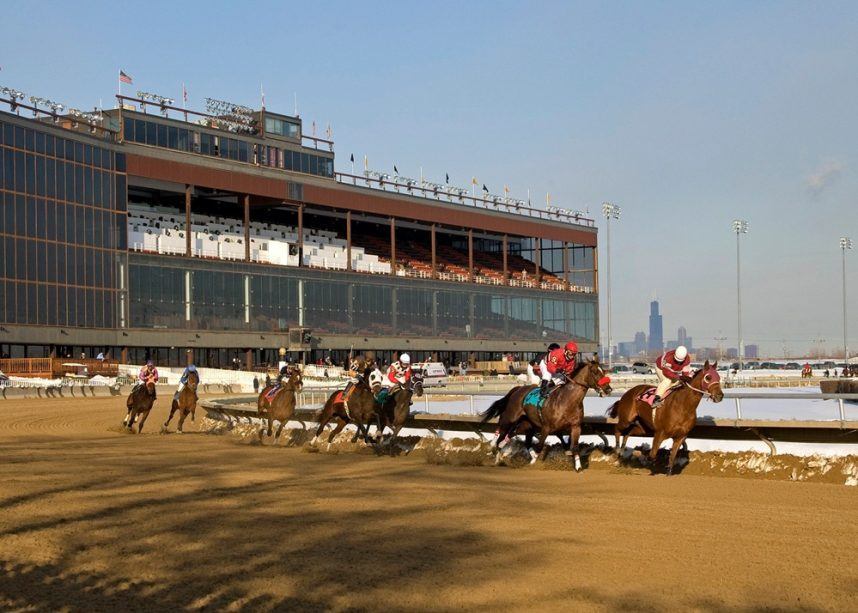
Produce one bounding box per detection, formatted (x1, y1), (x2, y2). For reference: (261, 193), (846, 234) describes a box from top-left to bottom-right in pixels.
(177, 430), (184, 434)
(564, 450), (573, 457)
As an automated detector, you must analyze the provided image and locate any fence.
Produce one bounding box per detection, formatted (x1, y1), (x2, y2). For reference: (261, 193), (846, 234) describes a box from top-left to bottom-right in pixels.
(0, 358), (119, 378)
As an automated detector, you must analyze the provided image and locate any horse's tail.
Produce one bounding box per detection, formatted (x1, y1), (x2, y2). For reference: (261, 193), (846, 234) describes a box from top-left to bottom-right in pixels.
(607, 400), (619, 419)
(481, 387), (517, 423)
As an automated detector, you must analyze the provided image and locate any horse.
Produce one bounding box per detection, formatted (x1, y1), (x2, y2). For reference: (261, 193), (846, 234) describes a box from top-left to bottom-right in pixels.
(124, 380), (157, 433)
(375, 370), (424, 449)
(482, 357), (613, 470)
(608, 360), (724, 475)
(257, 369), (304, 443)
(311, 357), (383, 446)
(163, 370), (200, 433)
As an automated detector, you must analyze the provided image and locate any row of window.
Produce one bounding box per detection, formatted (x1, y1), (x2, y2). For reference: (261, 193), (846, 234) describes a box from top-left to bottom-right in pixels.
(122, 117), (334, 178)
(0, 120), (118, 170)
(128, 263), (597, 340)
(1, 194), (126, 250)
(0, 147), (126, 211)
(0, 281), (117, 328)
(0, 237), (118, 289)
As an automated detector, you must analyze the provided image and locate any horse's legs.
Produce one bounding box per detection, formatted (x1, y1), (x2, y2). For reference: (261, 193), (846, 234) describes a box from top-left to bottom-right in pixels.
(177, 409), (189, 433)
(327, 417), (348, 443)
(313, 404), (335, 444)
(274, 419), (286, 443)
(536, 426), (551, 463)
(164, 402), (178, 429)
(125, 409), (136, 430)
(648, 430), (666, 468)
(259, 417), (273, 441)
(137, 410), (150, 434)
(567, 423), (583, 472)
(667, 437), (686, 475)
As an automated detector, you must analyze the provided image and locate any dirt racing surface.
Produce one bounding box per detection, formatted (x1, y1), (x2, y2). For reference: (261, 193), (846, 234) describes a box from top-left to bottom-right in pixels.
(0, 397), (856, 611)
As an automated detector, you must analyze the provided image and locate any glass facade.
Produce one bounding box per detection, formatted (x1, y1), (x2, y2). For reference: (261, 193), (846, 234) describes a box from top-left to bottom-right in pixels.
(128, 254), (597, 342)
(264, 116), (300, 139)
(0, 115), (125, 327)
(123, 115), (334, 178)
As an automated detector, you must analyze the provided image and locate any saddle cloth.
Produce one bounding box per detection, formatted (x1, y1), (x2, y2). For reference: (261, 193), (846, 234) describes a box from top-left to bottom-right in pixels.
(374, 388), (390, 406)
(523, 385), (560, 410)
(637, 384), (679, 407)
(263, 385), (281, 403)
(333, 390), (344, 405)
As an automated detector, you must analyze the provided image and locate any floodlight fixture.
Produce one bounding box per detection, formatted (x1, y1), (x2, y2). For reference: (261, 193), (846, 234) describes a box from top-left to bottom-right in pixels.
(602, 202), (621, 220)
(840, 236), (853, 250)
(732, 219), (749, 234)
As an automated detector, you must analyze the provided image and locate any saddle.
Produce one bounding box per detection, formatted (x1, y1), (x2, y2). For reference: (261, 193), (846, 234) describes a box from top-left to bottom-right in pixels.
(637, 384), (679, 407)
(263, 385), (282, 403)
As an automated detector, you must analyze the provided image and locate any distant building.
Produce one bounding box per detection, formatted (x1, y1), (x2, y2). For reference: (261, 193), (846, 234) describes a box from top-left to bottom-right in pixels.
(745, 344), (759, 359)
(617, 341), (636, 358)
(726, 347), (738, 359)
(634, 331), (647, 355)
(648, 301), (663, 354)
(677, 326), (692, 351)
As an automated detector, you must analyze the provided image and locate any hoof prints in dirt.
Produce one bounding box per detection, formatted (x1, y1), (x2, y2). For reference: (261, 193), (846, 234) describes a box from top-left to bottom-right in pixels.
(199, 417), (858, 485)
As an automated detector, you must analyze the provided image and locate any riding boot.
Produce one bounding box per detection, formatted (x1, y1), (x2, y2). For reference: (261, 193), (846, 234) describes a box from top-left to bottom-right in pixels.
(652, 395), (662, 409)
(539, 379), (550, 399)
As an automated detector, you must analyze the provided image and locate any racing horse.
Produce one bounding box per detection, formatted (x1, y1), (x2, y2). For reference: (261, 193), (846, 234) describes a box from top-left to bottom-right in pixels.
(257, 369), (304, 444)
(375, 370), (424, 450)
(482, 357), (613, 470)
(163, 370), (200, 433)
(608, 360), (724, 474)
(311, 356), (383, 446)
(124, 379), (157, 433)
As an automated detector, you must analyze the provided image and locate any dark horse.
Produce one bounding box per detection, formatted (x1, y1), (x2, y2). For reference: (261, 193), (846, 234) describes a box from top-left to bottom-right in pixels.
(482, 357), (612, 471)
(163, 370), (200, 433)
(375, 370), (424, 449)
(312, 357), (383, 446)
(257, 369), (304, 443)
(124, 380), (157, 433)
(608, 360), (724, 474)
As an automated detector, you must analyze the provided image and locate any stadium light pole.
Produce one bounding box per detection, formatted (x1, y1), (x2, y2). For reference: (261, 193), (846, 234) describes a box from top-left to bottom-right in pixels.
(840, 237), (853, 364)
(732, 219), (749, 371)
(602, 202), (621, 369)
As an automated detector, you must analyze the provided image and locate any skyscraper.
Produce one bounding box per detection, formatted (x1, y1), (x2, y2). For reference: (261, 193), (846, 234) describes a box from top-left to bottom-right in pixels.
(677, 326), (692, 351)
(648, 301), (663, 354)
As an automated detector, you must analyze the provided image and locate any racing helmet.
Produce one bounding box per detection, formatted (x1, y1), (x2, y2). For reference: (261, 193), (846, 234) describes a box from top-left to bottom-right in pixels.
(675, 346), (688, 361)
(399, 353), (411, 365)
(564, 341), (579, 354)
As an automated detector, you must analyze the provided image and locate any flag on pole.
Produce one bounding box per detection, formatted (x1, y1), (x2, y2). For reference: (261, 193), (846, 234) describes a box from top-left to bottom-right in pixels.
(311, 120), (316, 136)
(182, 83), (188, 104)
(326, 123), (332, 140)
(394, 164), (399, 174)
(471, 177), (478, 185)
(504, 185), (510, 195)
(261, 83), (265, 109)
(119, 70), (132, 84)
(350, 153), (354, 163)
(482, 184), (489, 194)
(546, 193), (551, 206)
(364, 155), (368, 171)
(445, 173), (449, 184)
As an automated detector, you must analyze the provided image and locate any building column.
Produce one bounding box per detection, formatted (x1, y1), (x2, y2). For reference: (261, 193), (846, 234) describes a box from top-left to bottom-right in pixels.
(592, 245), (598, 293)
(297, 204), (304, 266)
(389, 216), (396, 276)
(245, 348), (253, 370)
(563, 241), (570, 290)
(243, 194), (251, 262)
(121, 347), (128, 364)
(185, 185), (192, 257)
(502, 234), (509, 283)
(535, 238), (542, 283)
(431, 224), (437, 279)
(187, 349), (194, 366)
(346, 210), (352, 271)
(468, 229), (474, 282)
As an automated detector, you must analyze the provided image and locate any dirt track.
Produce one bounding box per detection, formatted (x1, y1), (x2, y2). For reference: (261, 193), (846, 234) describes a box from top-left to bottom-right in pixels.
(0, 397), (856, 611)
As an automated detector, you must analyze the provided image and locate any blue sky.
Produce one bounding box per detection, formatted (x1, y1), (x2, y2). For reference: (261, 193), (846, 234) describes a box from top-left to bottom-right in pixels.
(1, 1), (856, 356)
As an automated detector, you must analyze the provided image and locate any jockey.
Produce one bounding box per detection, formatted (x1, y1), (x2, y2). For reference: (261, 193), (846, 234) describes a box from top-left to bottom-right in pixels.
(653, 345), (692, 407)
(277, 358), (296, 385)
(173, 364), (198, 402)
(383, 353), (412, 394)
(540, 341), (578, 398)
(137, 360), (159, 399)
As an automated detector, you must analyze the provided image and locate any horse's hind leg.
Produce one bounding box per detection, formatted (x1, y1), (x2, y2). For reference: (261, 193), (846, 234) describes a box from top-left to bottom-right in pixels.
(274, 419), (286, 444)
(535, 426), (551, 463)
(327, 417), (348, 444)
(566, 423), (583, 472)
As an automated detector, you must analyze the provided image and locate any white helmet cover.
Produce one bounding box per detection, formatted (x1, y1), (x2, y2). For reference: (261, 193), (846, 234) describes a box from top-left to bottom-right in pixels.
(399, 353), (411, 364)
(674, 346), (688, 361)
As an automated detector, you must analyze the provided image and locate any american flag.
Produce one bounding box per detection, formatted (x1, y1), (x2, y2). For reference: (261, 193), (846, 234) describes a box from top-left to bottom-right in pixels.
(119, 70), (132, 85)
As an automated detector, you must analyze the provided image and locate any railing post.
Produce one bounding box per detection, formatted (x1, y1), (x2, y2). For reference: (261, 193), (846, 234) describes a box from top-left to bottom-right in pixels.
(469, 395), (475, 415)
(734, 397), (743, 420)
(425, 393), (430, 413)
(838, 398), (846, 423)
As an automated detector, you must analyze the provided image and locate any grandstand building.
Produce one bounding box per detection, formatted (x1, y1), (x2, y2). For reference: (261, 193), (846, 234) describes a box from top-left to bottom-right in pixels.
(0, 89), (598, 368)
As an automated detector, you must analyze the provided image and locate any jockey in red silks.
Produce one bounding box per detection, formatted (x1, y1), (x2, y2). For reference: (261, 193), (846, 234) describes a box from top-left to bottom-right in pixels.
(383, 353), (412, 394)
(137, 360), (159, 399)
(540, 341), (578, 398)
(653, 346), (691, 407)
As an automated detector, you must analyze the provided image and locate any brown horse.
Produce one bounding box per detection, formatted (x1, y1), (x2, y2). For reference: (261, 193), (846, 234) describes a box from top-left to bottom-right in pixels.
(375, 370), (424, 449)
(124, 380), (156, 433)
(257, 369), (304, 443)
(311, 357), (383, 446)
(163, 370), (200, 433)
(608, 360), (724, 474)
(482, 358), (613, 470)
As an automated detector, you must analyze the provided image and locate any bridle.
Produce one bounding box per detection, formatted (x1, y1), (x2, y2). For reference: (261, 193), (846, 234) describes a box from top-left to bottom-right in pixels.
(681, 371), (721, 398)
(570, 363), (612, 397)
